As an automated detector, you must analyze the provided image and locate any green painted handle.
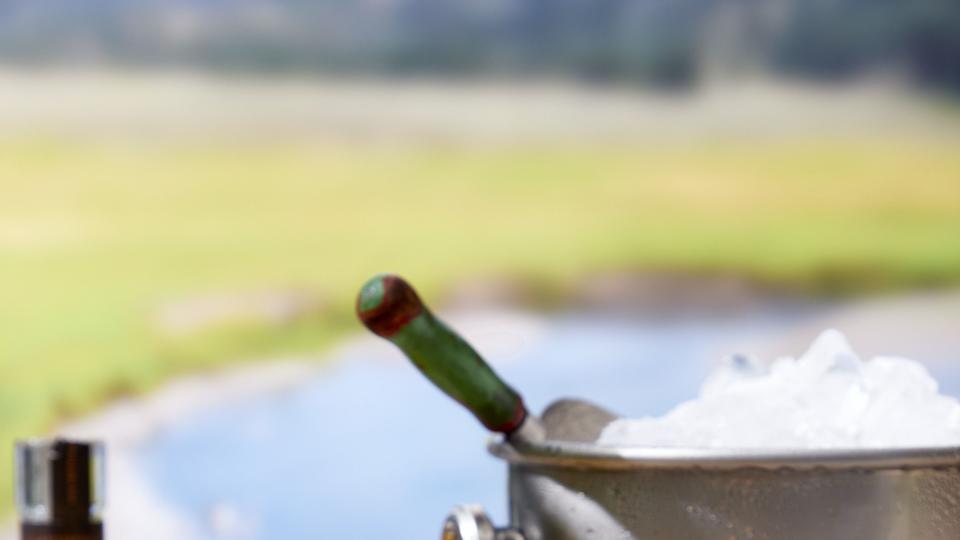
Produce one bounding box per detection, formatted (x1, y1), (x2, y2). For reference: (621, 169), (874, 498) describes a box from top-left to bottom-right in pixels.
(356, 274), (527, 433)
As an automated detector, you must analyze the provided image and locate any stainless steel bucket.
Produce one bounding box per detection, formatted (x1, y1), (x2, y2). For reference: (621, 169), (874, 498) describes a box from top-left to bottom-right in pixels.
(443, 441), (960, 540)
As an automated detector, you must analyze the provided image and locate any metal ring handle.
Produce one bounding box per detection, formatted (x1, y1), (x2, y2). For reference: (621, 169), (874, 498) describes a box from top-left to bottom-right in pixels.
(442, 505), (525, 540)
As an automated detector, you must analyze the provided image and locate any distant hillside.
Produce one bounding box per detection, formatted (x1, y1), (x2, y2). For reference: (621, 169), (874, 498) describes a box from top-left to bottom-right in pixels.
(0, 0), (957, 89)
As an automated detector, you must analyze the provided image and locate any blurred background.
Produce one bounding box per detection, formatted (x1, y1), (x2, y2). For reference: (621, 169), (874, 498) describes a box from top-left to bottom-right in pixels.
(1, 0), (959, 538)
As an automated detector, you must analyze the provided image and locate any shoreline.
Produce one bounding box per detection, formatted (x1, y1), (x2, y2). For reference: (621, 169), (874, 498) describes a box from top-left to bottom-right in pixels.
(2, 358), (325, 540)
(0, 308), (549, 540)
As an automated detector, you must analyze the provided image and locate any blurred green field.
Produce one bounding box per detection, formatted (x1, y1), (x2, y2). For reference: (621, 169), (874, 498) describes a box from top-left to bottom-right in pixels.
(2, 135), (960, 512)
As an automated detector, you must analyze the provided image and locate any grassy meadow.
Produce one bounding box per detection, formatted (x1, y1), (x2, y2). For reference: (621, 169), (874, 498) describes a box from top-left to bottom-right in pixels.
(1, 132), (960, 513)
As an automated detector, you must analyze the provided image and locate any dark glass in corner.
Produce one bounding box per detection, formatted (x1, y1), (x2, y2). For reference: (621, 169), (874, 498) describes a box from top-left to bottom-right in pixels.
(15, 439), (105, 540)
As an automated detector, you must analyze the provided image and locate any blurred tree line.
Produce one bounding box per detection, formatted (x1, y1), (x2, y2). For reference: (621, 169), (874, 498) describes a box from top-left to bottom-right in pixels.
(0, 0), (957, 91)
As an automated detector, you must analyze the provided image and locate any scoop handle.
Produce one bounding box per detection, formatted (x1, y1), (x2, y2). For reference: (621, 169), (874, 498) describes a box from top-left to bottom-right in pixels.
(356, 274), (527, 434)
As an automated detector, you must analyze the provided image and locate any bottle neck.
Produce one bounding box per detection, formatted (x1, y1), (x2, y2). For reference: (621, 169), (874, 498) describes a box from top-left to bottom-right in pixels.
(15, 440), (105, 540)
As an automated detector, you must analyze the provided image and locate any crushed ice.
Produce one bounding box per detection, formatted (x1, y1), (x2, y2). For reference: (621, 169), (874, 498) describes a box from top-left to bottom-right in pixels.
(597, 330), (960, 449)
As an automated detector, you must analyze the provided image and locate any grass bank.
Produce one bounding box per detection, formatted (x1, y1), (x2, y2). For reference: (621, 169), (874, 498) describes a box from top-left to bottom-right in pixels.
(1, 135), (959, 512)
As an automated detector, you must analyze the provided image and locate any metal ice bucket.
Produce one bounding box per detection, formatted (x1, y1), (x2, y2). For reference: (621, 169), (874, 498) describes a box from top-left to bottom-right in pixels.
(443, 441), (960, 540)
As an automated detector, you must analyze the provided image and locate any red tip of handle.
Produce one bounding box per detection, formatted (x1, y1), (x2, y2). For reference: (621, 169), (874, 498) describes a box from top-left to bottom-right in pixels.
(356, 274), (425, 338)
(490, 399), (528, 434)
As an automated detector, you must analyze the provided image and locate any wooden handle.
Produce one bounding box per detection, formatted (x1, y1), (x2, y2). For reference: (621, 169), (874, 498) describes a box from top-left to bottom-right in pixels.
(357, 274), (528, 434)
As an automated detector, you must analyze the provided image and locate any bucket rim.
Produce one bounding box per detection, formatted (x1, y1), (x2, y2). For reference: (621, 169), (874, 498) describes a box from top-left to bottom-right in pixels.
(488, 438), (960, 470)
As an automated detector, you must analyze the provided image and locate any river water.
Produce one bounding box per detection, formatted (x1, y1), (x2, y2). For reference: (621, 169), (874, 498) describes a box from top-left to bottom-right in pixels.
(135, 306), (960, 539)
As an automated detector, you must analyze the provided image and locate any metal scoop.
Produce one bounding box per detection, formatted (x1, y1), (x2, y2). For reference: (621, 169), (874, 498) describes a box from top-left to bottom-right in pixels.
(356, 273), (617, 444)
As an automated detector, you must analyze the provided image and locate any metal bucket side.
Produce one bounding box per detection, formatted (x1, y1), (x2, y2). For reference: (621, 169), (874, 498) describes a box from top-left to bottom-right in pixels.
(490, 441), (960, 540)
